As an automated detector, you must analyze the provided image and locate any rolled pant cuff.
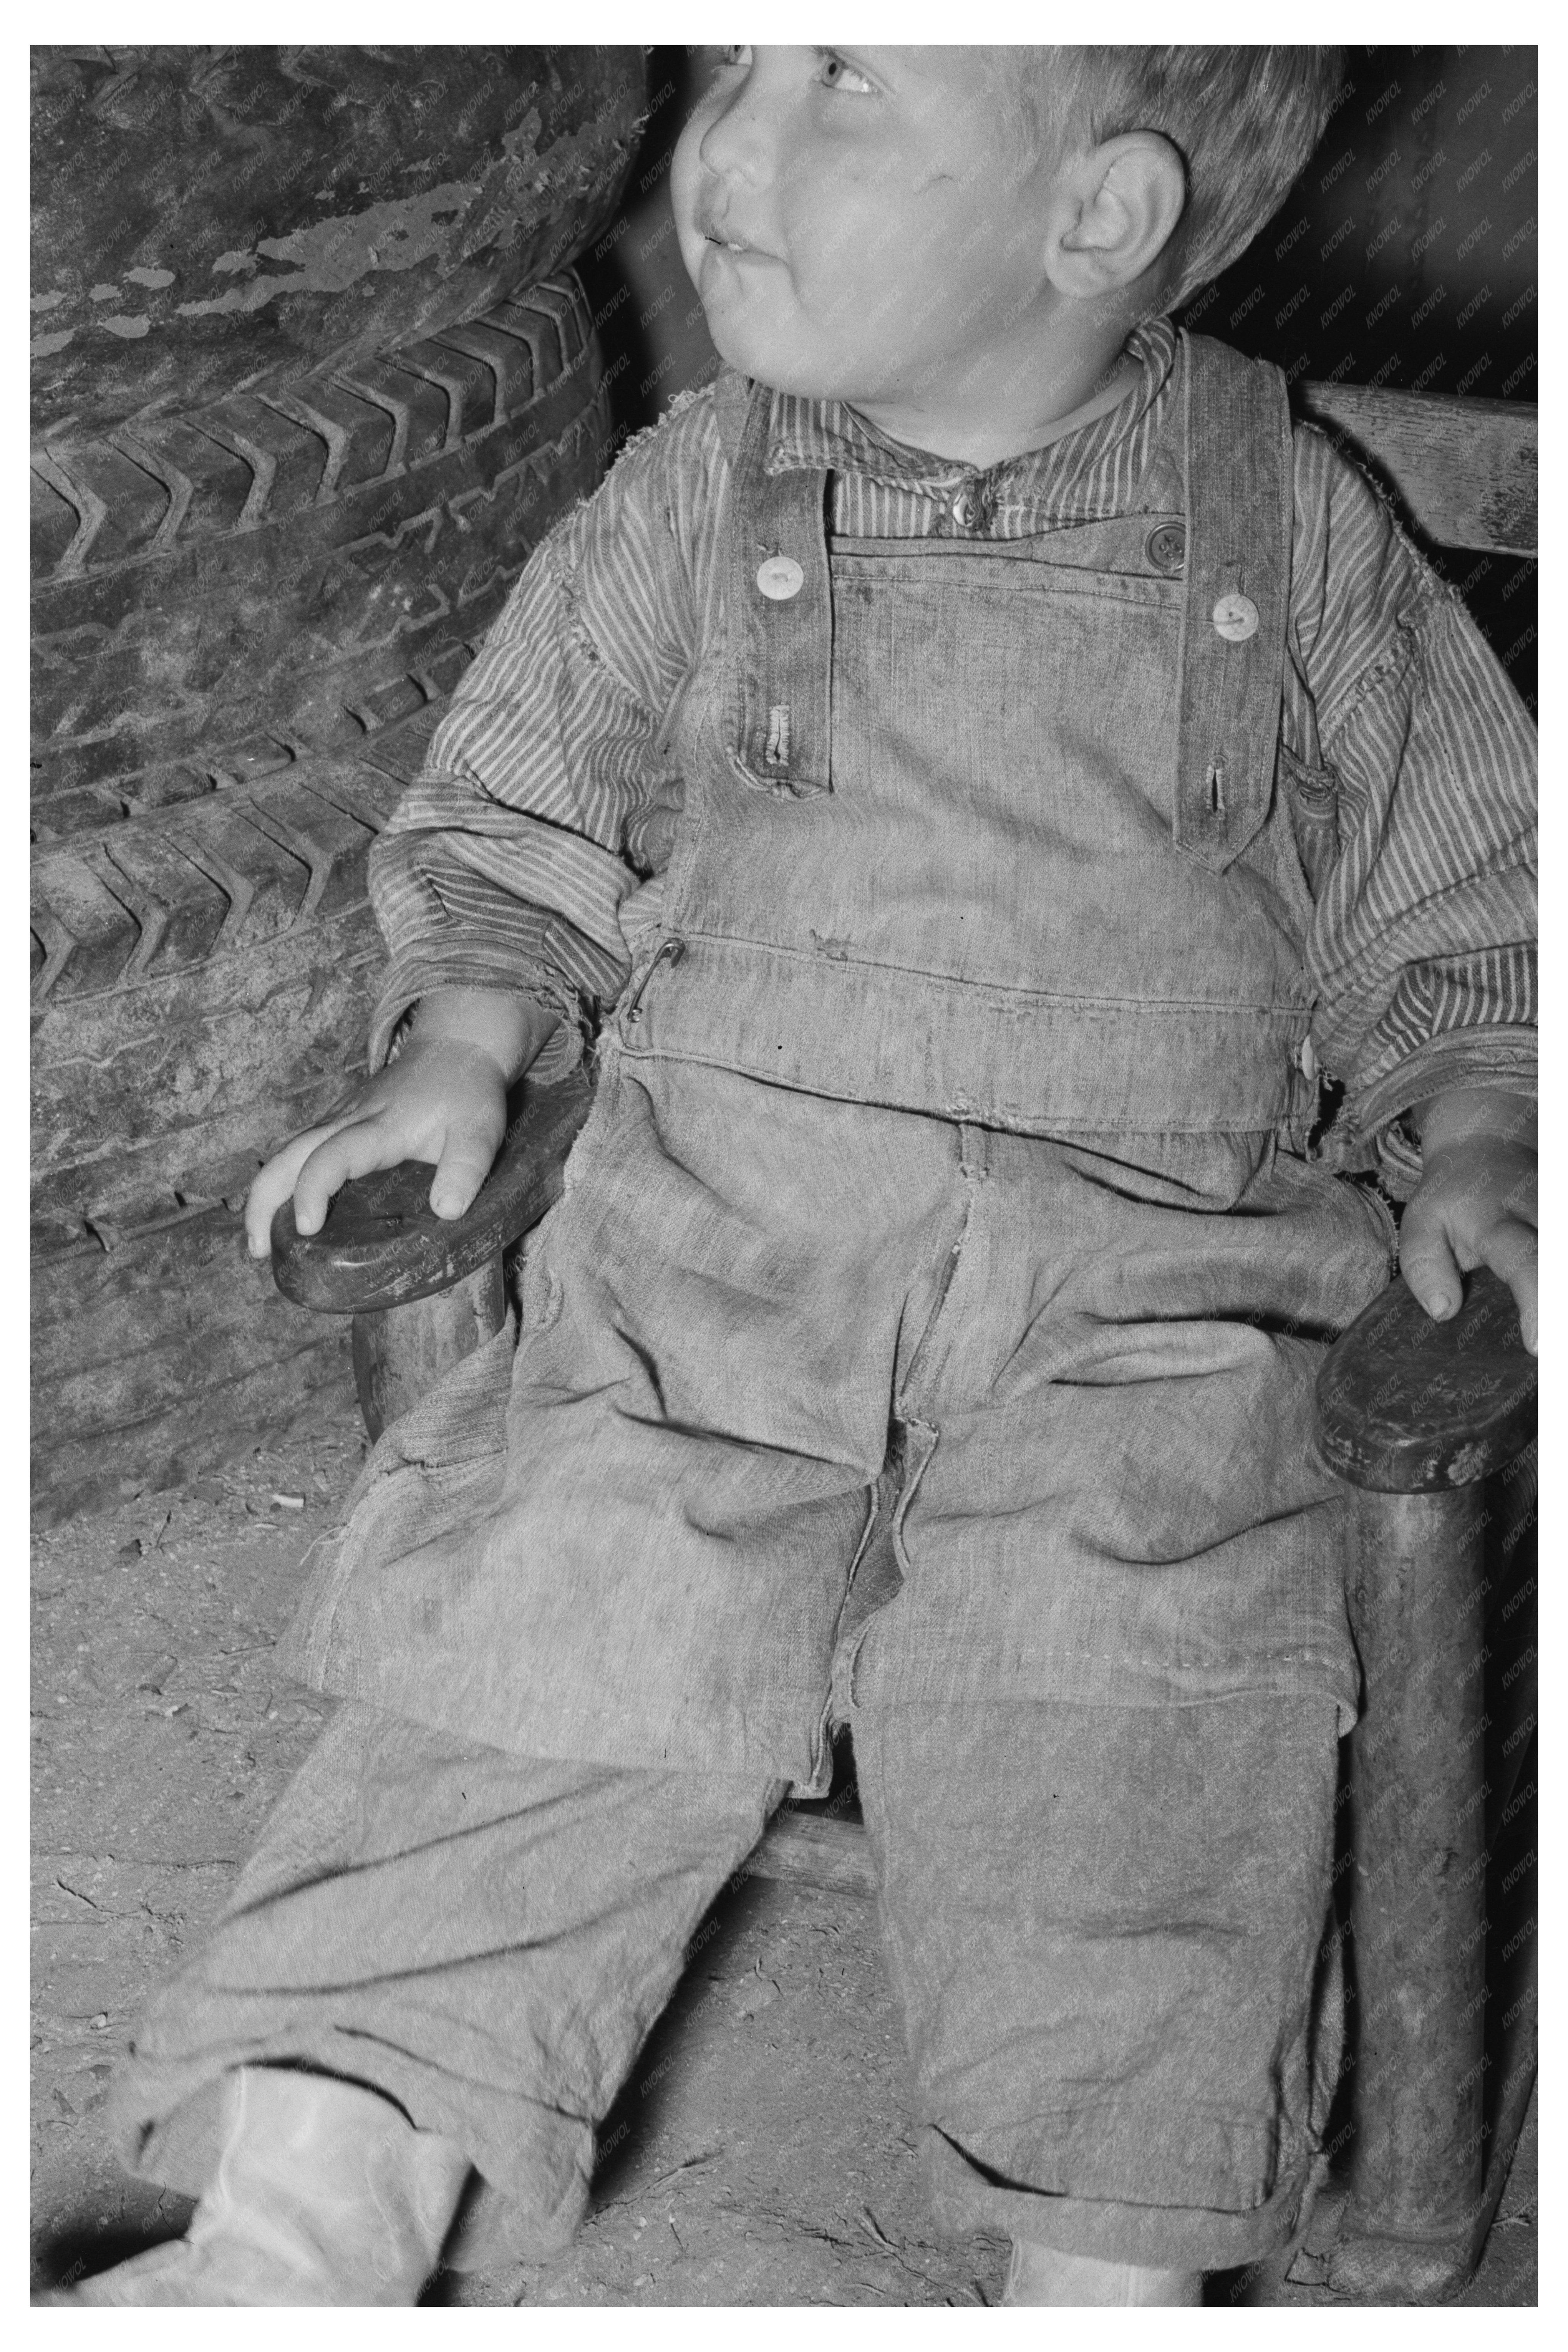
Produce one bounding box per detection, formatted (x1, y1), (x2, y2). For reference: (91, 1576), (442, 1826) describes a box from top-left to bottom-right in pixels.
(109, 2039), (593, 2274)
(922, 2123), (1320, 2274)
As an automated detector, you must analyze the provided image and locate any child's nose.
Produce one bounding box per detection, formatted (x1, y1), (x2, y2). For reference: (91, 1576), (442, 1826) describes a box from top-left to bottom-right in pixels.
(698, 62), (774, 186)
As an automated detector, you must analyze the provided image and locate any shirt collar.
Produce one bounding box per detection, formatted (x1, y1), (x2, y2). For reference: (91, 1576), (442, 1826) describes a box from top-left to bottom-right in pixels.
(766, 316), (1178, 501)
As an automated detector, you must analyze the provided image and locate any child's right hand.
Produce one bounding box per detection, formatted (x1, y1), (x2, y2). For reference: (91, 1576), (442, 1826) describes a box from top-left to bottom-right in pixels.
(243, 989), (559, 1261)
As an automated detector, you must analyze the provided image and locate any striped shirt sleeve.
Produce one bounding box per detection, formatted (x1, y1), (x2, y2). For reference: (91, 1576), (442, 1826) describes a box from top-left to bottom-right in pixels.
(1286, 425), (1537, 1191)
(364, 390), (722, 1073)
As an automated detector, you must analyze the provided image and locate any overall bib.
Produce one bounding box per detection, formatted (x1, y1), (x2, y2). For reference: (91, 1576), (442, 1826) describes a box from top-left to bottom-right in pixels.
(123, 337), (1396, 2268)
(640, 335), (1319, 1147)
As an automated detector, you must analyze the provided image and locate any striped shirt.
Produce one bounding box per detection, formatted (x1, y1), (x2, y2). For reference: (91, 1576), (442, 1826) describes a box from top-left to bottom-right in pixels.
(368, 318), (1536, 1189)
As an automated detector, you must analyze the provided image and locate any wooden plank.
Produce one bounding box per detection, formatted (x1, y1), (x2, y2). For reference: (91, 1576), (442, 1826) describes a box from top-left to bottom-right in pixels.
(749, 1810), (876, 1896)
(1299, 381), (1536, 556)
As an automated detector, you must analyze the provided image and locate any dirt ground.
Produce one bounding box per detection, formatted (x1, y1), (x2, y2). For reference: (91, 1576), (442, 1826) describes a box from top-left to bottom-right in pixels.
(31, 1382), (1535, 2307)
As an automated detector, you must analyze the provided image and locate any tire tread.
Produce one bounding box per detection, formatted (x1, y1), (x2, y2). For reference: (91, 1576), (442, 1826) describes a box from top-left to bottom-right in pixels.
(33, 276), (593, 582)
(29, 722), (424, 1003)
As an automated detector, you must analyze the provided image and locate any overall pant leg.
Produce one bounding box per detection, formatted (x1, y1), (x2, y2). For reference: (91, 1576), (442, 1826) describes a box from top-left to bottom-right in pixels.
(850, 1688), (1344, 2272)
(113, 1064), (974, 2267)
(842, 1128), (1391, 2271)
(112, 1700), (782, 2269)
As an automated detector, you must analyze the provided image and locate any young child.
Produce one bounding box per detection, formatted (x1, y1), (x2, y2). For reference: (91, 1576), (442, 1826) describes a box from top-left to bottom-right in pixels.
(57, 45), (1536, 2306)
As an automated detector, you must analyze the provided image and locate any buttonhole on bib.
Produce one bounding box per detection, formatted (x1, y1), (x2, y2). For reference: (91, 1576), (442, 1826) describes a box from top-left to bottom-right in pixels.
(1208, 762), (1227, 814)
(765, 704), (791, 767)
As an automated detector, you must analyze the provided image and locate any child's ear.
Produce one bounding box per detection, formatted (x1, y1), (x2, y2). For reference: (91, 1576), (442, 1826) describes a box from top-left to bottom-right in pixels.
(1043, 131), (1187, 300)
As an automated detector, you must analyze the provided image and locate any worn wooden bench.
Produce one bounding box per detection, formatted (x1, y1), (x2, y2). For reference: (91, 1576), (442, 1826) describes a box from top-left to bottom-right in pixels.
(272, 376), (1537, 2304)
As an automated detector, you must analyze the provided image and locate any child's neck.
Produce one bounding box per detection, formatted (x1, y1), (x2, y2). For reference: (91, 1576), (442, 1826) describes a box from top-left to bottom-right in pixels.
(847, 322), (1145, 472)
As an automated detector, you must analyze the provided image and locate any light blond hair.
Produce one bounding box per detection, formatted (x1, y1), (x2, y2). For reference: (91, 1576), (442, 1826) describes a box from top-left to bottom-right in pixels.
(991, 47), (1346, 306)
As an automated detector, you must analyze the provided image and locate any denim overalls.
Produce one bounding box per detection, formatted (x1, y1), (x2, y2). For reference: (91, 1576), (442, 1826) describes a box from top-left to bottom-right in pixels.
(284, 333), (1392, 1782)
(136, 334), (1401, 2266)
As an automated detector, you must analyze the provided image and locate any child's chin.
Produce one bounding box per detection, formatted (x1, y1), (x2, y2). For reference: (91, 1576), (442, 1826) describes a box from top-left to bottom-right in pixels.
(700, 309), (776, 383)
(703, 313), (839, 401)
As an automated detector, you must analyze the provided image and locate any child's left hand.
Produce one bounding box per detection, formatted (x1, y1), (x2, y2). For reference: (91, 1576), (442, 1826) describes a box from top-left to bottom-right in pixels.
(1398, 1087), (1538, 1353)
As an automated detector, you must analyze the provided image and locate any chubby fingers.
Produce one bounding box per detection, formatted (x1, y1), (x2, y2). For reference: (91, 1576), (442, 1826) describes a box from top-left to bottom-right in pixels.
(1397, 1205), (1465, 1327)
(1399, 1210), (1539, 1355)
(429, 1112), (505, 1219)
(290, 1117), (415, 1240)
(286, 1105), (503, 1234)
(244, 1122), (352, 1260)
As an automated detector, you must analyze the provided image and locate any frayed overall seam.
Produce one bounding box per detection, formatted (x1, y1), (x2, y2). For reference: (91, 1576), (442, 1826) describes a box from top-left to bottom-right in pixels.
(834, 1150), (988, 1714)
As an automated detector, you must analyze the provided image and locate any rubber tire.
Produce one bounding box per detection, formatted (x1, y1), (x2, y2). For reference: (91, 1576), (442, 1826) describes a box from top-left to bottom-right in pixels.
(29, 292), (617, 1515)
(32, 274), (608, 829)
(30, 50), (645, 1520)
(30, 703), (544, 1523)
(31, 45), (646, 438)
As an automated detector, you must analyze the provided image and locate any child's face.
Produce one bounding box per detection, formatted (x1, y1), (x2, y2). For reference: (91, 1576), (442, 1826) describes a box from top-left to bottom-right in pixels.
(672, 46), (1057, 411)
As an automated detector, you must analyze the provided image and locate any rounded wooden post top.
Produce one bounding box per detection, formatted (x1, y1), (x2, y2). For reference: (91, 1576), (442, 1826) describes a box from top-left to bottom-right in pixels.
(1316, 1265), (1536, 1492)
(270, 1067), (593, 1315)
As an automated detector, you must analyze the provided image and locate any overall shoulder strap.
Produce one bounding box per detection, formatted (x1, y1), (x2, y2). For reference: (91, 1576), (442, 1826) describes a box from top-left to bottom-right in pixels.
(723, 377), (833, 797)
(1174, 331), (1293, 870)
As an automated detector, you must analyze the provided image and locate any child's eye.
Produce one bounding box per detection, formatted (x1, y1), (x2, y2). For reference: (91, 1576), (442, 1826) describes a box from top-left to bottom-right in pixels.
(813, 50), (875, 96)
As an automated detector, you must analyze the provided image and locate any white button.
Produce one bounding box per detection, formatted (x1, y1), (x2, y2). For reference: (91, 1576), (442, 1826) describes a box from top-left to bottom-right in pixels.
(1212, 591), (1260, 643)
(756, 555), (804, 601)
